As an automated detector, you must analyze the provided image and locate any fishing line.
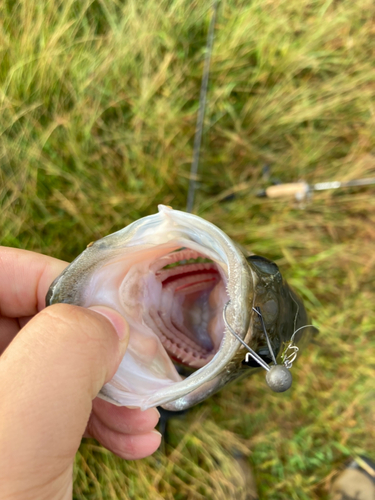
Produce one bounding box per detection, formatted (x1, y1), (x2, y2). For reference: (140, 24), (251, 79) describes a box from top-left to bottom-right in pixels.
(287, 290), (300, 336)
(282, 324), (314, 368)
(252, 306), (277, 365)
(186, 0), (219, 213)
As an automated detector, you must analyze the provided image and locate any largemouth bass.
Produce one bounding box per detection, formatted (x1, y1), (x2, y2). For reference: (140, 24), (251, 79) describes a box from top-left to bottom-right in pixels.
(46, 205), (315, 411)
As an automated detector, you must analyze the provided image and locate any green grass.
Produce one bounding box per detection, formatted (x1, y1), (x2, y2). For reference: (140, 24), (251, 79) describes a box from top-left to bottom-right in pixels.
(1, 0), (375, 498)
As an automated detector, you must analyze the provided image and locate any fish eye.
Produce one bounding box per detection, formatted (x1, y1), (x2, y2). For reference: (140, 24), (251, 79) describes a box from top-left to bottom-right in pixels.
(246, 255), (280, 276)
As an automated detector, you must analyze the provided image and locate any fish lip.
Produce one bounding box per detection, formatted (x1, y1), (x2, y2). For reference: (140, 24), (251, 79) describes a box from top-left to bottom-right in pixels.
(46, 205), (254, 410)
(135, 207), (254, 409)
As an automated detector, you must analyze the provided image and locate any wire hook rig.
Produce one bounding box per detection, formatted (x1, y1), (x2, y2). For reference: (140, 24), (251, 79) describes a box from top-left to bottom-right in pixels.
(223, 301), (314, 392)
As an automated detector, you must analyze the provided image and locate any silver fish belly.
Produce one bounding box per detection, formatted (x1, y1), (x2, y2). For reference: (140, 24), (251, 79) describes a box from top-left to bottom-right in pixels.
(46, 205), (315, 411)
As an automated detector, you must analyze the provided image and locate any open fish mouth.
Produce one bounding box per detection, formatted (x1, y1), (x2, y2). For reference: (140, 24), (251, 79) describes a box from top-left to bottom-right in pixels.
(47, 205), (316, 411)
(47, 205), (253, 410)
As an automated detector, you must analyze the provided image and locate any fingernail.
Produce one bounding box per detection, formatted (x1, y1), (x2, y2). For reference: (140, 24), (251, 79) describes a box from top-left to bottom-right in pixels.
(152, 407), (160, 419)
(124, 406), (160, 419)
(152, 430), (162, 438)
(89, 306), (129, 341)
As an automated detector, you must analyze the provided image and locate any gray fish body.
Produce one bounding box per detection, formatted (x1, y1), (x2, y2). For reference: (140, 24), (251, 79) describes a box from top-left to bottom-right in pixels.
(47, 205), (315, 411)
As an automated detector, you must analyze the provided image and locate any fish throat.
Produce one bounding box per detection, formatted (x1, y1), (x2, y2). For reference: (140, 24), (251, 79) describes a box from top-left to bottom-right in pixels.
(142, 248), (226, 369)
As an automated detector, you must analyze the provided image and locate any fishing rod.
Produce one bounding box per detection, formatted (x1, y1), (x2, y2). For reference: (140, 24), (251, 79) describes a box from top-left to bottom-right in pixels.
(257, 177), (375, 201)
(186, 0), (219, 213)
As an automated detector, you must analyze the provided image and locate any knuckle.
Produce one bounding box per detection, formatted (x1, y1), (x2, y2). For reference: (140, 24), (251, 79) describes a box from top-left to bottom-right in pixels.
(116, 435), (137, 459)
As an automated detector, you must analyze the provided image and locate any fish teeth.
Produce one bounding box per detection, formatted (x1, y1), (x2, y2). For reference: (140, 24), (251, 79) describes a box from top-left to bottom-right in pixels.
(169, 343), (178, 354)
(163, 339), (172, 349)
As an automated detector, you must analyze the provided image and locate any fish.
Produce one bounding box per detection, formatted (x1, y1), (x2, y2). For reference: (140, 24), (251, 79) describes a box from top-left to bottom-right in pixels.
(46, 205), (316, 411)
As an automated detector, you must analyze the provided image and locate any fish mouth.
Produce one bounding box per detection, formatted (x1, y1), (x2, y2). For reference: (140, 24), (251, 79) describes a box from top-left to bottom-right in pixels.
(145, 248), (227, 369)
(48, 206), (253, 409)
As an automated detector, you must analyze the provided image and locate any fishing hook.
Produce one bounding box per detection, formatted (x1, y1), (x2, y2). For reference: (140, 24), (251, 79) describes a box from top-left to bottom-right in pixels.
(223, 302), (270, 372)
(223, 302), (314, 392)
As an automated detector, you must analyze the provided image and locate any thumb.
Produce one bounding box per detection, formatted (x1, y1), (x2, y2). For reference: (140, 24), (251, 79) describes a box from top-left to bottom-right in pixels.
(0, 303), (129, 500)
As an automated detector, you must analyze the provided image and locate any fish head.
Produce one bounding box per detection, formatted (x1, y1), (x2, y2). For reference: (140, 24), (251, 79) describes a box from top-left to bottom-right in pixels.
(47, 205), (315, 411)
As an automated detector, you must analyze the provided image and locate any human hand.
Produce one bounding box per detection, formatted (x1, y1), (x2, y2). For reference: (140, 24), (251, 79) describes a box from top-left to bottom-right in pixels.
(0, 247), (161, 500)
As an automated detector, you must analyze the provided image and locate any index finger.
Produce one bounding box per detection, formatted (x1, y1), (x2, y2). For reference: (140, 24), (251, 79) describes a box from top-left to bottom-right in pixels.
(0, 247), (68, 318)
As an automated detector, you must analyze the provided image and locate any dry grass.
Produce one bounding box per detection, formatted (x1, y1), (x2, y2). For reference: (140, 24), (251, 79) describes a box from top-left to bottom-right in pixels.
(1, 0), (375, 498)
